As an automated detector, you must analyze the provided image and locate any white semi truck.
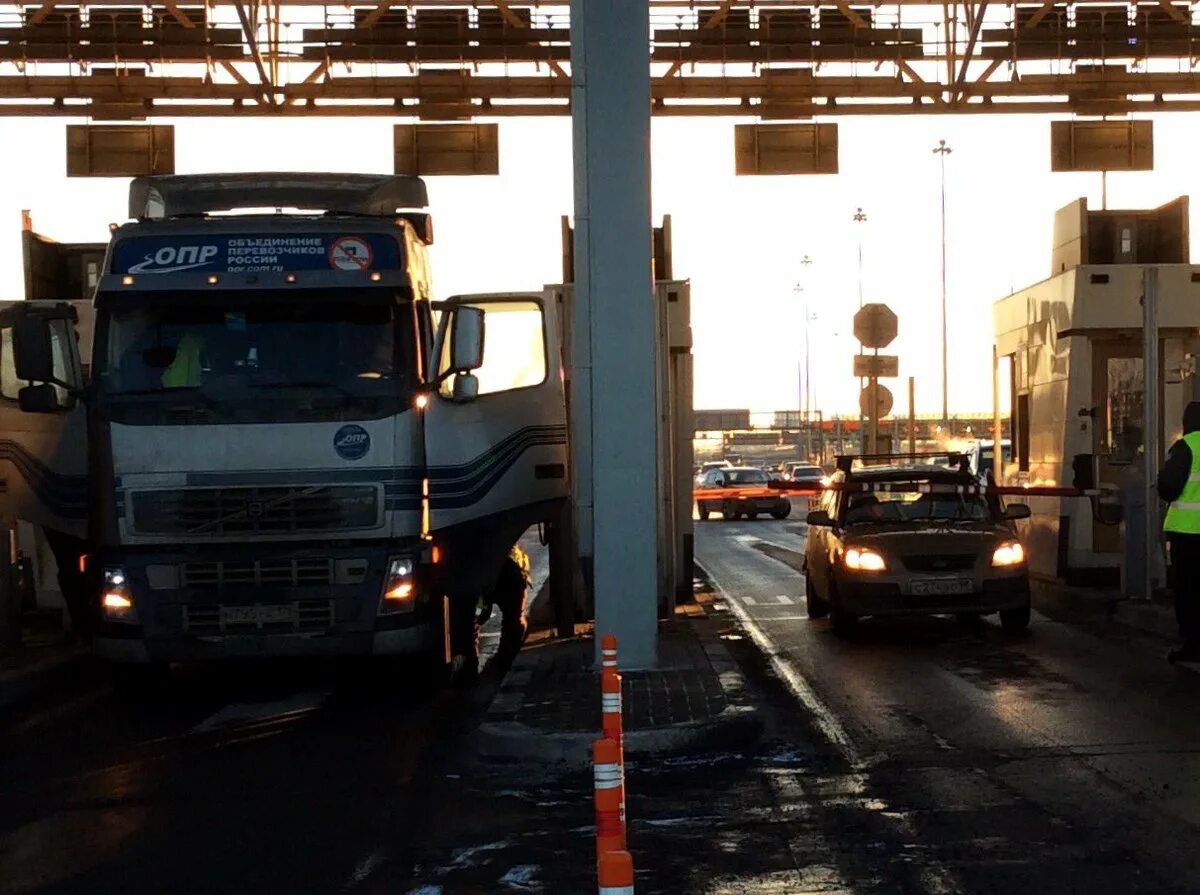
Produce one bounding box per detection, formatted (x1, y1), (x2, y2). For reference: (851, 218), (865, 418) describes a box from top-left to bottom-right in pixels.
(0, 173), (568, 670)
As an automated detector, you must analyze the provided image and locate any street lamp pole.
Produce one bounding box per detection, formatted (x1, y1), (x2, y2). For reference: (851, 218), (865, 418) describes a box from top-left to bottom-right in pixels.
(853, 208), (867, 451)
(853, 207), (867, 310)
(933, 139), (952, 427)
(795, 255), (814, 459)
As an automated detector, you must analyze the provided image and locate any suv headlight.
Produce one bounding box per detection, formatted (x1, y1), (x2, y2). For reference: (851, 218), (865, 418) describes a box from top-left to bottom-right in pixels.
(844, 547), (887, 572)
(991, 541), (1026, 567)
(101, 566), (138, 623)
(379, 556), (416, 615)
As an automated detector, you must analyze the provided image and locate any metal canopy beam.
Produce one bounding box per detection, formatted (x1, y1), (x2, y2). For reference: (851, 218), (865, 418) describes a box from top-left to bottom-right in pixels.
(3, 1), (1200, 116)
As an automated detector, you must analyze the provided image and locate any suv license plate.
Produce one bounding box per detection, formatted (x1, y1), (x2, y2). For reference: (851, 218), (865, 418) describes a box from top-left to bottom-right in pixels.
(221, 604), (297, 626)
(911, 578), (973, 597)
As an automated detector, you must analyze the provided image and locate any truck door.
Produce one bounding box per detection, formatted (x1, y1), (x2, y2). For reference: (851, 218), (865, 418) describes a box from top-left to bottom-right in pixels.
(424, 293), (568, 539)
(0, 302), (88, 538)
(21, 220), (107, 304)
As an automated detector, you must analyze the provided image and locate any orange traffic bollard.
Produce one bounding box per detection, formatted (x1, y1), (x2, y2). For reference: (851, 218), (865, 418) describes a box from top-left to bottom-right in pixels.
(601, 633), (618, 672)
(593, 737), (626, 862)
(601, 669), (624, 760)
(598, 849), (635, 895)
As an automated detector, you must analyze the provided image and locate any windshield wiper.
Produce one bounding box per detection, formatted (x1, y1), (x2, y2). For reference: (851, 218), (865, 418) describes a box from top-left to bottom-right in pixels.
(249, 380), (370, 405)
(104, 385), (227, 414)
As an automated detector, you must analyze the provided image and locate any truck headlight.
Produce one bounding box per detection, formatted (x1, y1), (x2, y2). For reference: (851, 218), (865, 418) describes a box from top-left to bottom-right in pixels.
(101, 566), (138, 623)
(379, 556), (416, 615)
(991, 541), (1026, 567)
(844, 547), (886, 572)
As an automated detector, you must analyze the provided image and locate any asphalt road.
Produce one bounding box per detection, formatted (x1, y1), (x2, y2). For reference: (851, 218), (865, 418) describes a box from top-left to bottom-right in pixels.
(9, 516), (1200, 894)
(696, 509), (1200, 894)
(0, 539), (551, 895)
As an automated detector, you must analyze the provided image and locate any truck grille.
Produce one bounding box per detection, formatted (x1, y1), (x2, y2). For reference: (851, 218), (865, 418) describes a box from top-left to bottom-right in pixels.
(182, 558), (335, 590)
(901, 553), (977, 573)
(182, 600), (335, 636)
(131, 486), (379, 536)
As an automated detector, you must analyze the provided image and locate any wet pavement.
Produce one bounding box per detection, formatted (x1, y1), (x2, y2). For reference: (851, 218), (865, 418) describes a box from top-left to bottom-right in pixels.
(4, 513), (1200, 893)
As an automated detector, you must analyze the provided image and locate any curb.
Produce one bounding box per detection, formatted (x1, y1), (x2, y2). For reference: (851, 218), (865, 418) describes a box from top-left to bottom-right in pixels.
(0, 646), (88, 711)
(1030, 578), (1179, 642)
(473, 620), (763, 770)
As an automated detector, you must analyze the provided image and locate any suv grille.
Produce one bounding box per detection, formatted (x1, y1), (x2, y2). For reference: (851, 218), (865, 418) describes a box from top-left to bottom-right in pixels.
(901, 553), (977, 573)
(131, 486), (379, 536)
(183, 559), (335, 590)
(182, 600), (335, 636)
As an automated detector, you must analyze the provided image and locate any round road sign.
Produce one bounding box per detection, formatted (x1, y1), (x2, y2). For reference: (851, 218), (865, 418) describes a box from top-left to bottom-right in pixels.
(853, 303), (898, 349)
(859, 384), (894, 418)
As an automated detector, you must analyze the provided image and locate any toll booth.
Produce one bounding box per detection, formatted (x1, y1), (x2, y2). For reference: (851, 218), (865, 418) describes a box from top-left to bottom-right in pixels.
(555, 218), (694, 618)
(992, 196), (1198, 583)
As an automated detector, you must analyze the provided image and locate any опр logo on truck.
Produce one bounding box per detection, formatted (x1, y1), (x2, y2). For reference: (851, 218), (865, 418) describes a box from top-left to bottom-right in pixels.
(334, 424), (371, 461)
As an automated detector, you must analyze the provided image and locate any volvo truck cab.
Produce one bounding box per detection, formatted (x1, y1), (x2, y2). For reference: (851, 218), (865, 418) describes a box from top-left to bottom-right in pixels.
(0, 173), (568, 669)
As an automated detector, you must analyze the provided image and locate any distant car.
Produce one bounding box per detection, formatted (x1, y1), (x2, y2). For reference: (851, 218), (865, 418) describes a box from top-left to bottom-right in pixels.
(802, 458), (1032, 636)
(695, 460), (734, 485)
(783, 463), (825, 487)
(696, 466), (792, 521)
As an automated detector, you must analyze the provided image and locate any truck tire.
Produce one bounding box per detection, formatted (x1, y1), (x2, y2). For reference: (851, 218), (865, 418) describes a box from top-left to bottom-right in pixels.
(770, 502), (792, 520)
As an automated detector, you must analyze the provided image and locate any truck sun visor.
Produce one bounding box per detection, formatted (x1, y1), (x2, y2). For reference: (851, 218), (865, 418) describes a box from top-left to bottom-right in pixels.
(129, 173), (429, 220)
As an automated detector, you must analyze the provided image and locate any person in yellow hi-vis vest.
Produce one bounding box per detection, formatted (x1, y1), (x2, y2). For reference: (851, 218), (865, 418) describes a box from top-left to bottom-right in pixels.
(161, 333), (205, 389)
(1157, 401), (1200, 663)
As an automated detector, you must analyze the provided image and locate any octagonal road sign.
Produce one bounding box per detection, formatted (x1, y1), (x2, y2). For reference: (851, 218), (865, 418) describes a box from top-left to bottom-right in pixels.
(859, 384), (894, 418)
(853, 303), (898, 349)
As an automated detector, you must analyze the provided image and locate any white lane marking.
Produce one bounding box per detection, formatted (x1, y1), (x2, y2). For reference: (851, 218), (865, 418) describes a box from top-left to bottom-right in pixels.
(775, 595), (794, 605)
(762, 614), (809, 621)
(698, 560), (862, 767)
(190, 686), (332, 735)
(734, 534), (758, 544)
(741, 596), (758, 606)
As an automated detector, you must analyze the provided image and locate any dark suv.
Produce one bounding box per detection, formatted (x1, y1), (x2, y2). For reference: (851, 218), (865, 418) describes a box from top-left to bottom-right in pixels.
(802, 455), (1032, 636)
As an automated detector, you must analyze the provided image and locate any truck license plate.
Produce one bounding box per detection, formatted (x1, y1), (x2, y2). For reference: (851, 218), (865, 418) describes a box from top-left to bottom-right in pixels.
(221, 604), (296, 626)
(911, 578), (973, 597)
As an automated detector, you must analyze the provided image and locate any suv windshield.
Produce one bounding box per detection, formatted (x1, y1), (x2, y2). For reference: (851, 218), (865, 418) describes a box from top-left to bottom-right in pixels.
(95, 290), (409, 416)
(727, 469), (770, 485)
(843, 483), (990, 524)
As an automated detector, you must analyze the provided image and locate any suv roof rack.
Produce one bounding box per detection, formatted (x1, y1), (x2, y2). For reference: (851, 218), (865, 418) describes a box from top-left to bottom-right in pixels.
(129, 173), (429, 221)
(835, 451), (971, 474)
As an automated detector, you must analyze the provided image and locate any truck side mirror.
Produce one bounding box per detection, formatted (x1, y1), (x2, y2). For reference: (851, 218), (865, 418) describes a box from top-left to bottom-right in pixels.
(450, 307), (485, 373)
(1003, 503), (1031, 521)
(451, 373), (479, 404)
(12, 315), (55, 383)
(18, 383), (60, 414)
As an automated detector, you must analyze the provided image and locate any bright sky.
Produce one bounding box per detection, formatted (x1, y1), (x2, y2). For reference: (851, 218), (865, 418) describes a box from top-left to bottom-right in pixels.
(3, 112), (1198, 417)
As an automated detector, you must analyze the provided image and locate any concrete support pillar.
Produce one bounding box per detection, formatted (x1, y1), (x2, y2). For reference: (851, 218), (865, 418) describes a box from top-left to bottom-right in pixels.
(570, 0), (658, 668)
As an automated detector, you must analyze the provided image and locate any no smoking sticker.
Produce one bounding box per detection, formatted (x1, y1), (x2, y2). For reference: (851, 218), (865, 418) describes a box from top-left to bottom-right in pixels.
(328, 236), (374, 271)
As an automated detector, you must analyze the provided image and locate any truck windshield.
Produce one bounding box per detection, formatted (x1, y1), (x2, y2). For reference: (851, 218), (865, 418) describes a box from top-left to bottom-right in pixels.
(95, 290), (407, 411)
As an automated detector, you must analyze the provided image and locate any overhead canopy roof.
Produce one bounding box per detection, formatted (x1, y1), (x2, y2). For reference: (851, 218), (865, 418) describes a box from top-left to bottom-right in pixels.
(129, 172), (429, 220)
(4, 2), (1200, 118)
